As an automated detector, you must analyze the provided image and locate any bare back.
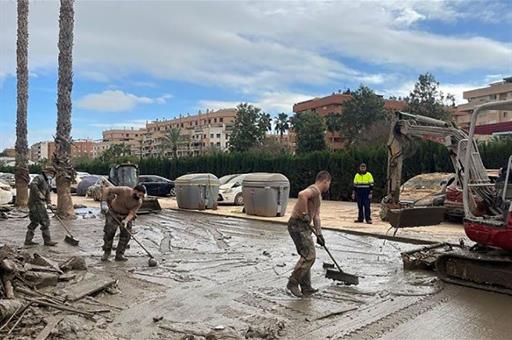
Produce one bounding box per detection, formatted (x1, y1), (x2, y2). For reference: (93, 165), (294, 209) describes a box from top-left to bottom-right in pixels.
(292, 185), (321, 219)
(105, 186), (142, 215)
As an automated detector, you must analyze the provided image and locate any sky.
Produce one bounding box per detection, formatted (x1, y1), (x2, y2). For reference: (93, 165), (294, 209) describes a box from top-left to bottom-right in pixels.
(0, 0), (511, 150)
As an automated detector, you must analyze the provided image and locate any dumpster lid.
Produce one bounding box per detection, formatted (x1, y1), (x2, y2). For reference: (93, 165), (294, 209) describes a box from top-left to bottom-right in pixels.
(243, 173), (289, 184)
(176, 173), (219, 185)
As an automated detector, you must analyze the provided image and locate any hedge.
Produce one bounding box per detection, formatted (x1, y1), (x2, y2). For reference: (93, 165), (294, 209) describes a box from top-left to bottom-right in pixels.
(2, 138), (510, 201)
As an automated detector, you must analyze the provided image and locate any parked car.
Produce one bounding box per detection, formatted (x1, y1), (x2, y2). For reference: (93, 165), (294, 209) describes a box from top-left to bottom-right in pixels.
(219, 174), (240, 185)
(50, 171), (90, 193)
(399, 172), (454, 207)
(0, 180), (14, 205)
(218, 174), (248, 205)
(138, 175), (175, 197)
(76, 175), (102, 196)
(87, 177), (110, 201)
(0, 173), (15, 188)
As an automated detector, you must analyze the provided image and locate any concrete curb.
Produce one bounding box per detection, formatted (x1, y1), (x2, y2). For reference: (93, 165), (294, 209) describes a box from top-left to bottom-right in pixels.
(165, 207), (439, 245)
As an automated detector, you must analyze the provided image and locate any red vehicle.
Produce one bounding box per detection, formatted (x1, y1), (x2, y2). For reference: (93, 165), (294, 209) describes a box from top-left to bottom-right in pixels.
(383, 99), (512, 294)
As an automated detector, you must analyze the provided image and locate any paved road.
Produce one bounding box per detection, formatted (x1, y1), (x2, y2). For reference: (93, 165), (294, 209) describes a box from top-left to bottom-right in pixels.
(1, 209), (511, 339)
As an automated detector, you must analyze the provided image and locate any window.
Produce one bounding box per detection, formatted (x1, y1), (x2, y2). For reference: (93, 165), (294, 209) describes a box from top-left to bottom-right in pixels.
(210, 134), (214, 138)
(195, 121), (198, 125)
(216, 142), (221, 146)
(203, 134), (207, 138)
(214, 118), (217, 123)
(210, 142), (214, 146)
(208, 119), (211, 124)
(216, 134), (221, 138)
(220, 118), (223, 122)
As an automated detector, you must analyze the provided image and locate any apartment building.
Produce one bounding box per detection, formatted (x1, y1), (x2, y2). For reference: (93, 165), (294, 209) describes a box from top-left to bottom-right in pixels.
(454, 77), (512, 137)
(293, 92), (407, 149)
(102, 128), (146, 157)
(141, 108), (236, 157)
(30, 139), (96, 162)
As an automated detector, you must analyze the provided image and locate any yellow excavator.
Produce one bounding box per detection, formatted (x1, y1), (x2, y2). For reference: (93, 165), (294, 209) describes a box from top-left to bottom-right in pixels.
(108, 163), (162, 214)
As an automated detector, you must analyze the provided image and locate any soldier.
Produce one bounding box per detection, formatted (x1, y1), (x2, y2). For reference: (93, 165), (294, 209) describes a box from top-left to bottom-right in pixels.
(287, 171), (331, 297)
(24, 167), (58, 246)
(101, 183), (146, 262)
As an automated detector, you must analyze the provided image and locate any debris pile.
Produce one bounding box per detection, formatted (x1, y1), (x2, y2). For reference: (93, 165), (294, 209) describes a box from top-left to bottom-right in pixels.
(0, 245), (118, 339)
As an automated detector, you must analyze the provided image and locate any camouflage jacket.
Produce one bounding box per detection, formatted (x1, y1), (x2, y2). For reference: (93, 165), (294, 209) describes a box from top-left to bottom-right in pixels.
(28, 174), (51, 205)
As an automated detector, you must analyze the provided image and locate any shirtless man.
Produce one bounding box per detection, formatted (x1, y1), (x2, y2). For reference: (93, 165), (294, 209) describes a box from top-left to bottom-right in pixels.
(101, 184), (146, 262)
(287, 171), (331, 297)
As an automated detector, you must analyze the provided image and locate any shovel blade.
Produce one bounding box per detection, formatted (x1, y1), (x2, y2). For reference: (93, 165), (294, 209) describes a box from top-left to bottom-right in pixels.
(325, 269), (359, 285)
(64, 235), (79, 246)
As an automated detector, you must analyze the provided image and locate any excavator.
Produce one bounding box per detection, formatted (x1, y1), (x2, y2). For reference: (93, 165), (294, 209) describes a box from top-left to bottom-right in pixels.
(108, 163), (162, 214)
(382, 99), (512, 295)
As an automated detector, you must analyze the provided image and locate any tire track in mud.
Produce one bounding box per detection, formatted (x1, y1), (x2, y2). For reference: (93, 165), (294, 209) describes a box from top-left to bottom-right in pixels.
(336, 291), (450, 340)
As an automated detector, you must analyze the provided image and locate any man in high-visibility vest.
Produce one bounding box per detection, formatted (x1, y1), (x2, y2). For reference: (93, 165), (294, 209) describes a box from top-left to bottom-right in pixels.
(352, 163), (374, 224)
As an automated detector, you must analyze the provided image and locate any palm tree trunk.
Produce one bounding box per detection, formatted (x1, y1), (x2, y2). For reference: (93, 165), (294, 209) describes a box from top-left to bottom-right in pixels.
(52, 0), (75, 219)
(15, 0), (30, 208)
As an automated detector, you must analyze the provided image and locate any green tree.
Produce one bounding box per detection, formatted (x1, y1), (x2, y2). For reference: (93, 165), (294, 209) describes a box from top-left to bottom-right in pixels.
(53, 0), (75, 219)
(274, 112), (290, 140)
(161, 127), (187, 159)
(325, 113), (342, 134)
(290, 111), (326, 154)
(338, 85), (387, 146)
(99, 144), (132, 163)
(229, 103), (269, 152)
(14, 0), (30, 207)
(406, 73), (453, 120)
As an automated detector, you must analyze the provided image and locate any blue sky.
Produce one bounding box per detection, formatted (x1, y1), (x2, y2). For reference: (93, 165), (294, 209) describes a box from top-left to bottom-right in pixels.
(0, 0), (511, 149)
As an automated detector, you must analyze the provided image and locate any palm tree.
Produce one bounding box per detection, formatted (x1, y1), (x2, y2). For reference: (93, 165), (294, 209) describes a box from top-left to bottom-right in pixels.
(52, 0), (75, 218)
(274, 112), (289, 141)
(161, 127), (186, 159)
(14, 0), (30, 208)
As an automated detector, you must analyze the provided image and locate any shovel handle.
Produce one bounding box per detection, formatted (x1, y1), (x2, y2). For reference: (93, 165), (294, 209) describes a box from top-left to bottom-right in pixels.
(308, 225), (345, 274)
(48, 206), (75, 237)
(107, 211), (154, 259)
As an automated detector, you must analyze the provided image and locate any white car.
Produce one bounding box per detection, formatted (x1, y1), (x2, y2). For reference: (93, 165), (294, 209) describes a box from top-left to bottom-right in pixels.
(218, 174), (248, 206)
(0, 180), (14, 205)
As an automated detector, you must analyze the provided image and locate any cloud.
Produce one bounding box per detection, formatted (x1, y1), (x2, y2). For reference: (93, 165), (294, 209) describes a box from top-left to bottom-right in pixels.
(0, 1), (510, 99)
(199, 91), (316, 113)
(80, 70), (109, 82)
(75, 90), (171, 112)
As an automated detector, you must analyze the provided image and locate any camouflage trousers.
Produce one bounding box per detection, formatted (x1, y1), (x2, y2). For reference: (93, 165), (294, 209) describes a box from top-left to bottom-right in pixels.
(103, 211), (132, 256)
(26, 202), (52, 243)
(288, 217), (316, 287)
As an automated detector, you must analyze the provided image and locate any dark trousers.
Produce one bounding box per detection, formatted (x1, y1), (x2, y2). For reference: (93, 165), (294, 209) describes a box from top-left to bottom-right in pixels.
(355, 189), (371, 222)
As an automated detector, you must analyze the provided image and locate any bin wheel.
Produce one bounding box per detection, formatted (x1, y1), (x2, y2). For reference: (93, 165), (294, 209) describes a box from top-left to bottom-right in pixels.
(234, 193), (244, 206)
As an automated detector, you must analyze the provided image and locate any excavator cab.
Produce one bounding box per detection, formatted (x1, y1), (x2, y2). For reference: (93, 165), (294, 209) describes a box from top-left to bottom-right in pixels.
(108, 163), (162, 214)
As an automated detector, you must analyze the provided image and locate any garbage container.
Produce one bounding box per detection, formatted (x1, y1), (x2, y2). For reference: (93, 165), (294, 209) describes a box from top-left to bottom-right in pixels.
(242, 173), (290, 217)
(175, 173), (220, 210)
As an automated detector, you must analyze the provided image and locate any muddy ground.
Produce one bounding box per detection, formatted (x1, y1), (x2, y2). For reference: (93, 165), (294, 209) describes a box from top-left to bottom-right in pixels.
(1, 209), (512, 339)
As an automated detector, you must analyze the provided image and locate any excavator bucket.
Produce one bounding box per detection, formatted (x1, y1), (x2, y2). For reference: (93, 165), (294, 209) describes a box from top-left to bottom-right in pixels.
(387, 206), (446, 228)
(138, 196), (162, 214)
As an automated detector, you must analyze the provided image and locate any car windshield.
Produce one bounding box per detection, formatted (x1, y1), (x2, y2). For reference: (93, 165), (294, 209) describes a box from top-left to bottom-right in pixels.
(219, 175), (237, 185)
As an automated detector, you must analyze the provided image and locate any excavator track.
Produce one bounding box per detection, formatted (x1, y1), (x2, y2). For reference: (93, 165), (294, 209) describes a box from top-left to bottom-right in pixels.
(435, 249), (512, 296)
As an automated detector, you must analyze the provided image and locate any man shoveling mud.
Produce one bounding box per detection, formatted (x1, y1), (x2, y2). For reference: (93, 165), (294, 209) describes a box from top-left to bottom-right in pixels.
(24, 166), (58, 246)
(287, 171), (331, 297)
(101, 183), (146, 262)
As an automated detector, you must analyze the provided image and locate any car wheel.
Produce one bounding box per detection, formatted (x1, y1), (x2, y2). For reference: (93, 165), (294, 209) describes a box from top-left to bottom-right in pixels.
(169, 187), (176, 197)
(234, 193), (244, 206)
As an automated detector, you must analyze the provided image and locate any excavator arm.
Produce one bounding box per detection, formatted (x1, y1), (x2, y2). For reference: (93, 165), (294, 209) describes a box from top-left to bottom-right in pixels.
(381, 111), (487, 227)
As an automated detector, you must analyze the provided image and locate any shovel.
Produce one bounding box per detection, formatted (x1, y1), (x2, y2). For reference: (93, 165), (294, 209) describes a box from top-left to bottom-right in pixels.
(309, 226), (358, 285)
(107, 211), (158, 267)
(49, 207), (79, 246)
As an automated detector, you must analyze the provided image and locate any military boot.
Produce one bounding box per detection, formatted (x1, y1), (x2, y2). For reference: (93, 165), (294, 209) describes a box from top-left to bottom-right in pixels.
(300, 271), (318, 295)
(286, 277), (303, 297)
(24, 230), (39, 246)
(101, 250), (111, 262)
(114, 254), (128, 262)
(42, 229), (57, 246)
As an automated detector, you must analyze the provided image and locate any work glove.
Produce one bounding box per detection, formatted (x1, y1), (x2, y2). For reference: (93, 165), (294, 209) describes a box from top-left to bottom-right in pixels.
(121, 218), (129, 229)
(316, 234), (325, 247)
(100, 201), (109, 214)
(351, 192), (355, 201)
(369, 193), (373, 200)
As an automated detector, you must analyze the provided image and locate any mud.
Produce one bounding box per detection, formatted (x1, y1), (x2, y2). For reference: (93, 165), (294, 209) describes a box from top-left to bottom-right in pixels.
(1, 209), (512, 339)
